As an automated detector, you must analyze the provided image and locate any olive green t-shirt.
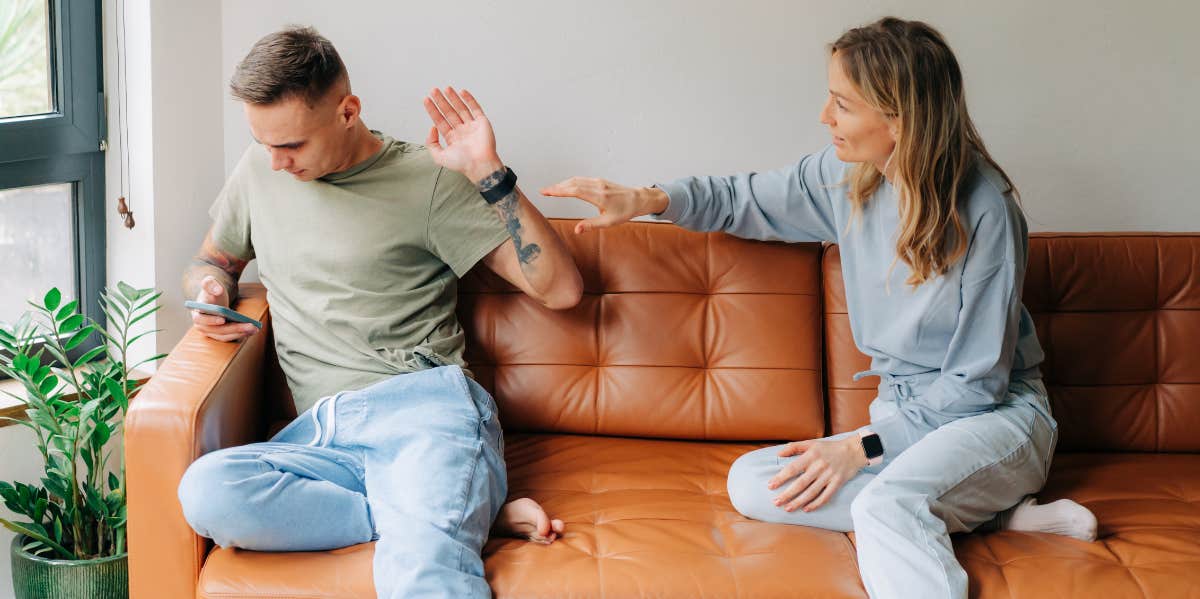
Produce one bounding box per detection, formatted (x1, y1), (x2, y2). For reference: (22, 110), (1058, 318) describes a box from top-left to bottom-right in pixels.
(209, 133), (511, 414)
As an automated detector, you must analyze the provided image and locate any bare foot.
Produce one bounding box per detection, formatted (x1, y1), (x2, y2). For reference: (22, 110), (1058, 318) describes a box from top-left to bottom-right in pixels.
(493, 498), (564, 544)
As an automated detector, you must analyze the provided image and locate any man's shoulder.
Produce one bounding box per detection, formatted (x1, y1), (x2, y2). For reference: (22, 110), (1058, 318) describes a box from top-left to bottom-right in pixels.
(365, 138), (447, 188)
(378, 136), (434, 167)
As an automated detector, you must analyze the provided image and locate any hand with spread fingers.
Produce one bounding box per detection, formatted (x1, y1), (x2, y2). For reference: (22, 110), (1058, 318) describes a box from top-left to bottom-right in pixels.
(766, 436), (870, 513)
(540, 177), (671, 235)
(422, 87), (505, 185)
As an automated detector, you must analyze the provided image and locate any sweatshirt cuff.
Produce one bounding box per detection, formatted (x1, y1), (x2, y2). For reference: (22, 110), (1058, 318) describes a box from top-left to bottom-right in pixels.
(650, 181), (690, 222)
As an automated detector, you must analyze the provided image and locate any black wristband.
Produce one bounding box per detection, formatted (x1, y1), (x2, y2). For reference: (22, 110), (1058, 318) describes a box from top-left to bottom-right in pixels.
(479, 167), (517, 205)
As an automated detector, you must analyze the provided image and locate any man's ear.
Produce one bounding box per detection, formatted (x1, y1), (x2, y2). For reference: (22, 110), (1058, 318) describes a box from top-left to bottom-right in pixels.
(337, 94), (362, 128)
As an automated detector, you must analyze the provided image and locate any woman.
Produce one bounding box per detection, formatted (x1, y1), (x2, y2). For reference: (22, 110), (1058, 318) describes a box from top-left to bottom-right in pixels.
(542, 17), (1097, 599)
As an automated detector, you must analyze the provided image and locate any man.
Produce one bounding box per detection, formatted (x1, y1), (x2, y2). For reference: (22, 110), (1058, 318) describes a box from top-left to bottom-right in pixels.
(176, 26), (581, 598)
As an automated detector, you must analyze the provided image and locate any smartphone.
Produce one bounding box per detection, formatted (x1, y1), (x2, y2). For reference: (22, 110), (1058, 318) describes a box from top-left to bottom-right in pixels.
(185, 300), (263, 329)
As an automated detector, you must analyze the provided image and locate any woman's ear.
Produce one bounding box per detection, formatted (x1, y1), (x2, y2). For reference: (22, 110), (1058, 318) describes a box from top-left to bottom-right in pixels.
(887, 117), (900, 142)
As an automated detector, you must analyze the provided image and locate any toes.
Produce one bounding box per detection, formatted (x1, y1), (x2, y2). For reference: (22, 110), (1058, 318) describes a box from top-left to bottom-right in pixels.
(534, 506), (551, 538)
(551, 519), (565, 534)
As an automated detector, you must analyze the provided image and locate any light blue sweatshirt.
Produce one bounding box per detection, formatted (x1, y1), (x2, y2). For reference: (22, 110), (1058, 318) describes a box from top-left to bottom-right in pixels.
(653, 144), (1045, 461)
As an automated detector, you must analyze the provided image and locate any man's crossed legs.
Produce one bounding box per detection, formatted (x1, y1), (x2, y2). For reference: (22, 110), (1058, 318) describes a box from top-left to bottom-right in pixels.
(178, 365), (560, 598)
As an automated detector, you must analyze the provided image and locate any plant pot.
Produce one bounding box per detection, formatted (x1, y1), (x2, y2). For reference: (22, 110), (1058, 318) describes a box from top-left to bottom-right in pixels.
(9, 536), (128, 599)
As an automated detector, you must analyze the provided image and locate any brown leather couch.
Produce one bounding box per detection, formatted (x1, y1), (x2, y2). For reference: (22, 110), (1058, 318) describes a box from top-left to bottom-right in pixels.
(126, 220), (1200, 598)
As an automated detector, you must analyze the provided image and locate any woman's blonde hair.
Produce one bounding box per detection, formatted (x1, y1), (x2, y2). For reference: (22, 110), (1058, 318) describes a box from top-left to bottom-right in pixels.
(831, 17), (1019, 289)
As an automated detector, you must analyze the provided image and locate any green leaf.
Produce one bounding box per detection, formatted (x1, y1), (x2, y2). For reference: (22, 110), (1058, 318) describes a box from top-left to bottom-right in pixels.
(32, 497), (46, 523)
(128, 304), (162, 327)
(12, 353), (27, 373)
(15, 412), (48, 433)
(93, 420), (111, 448)
(0, 484), (19, 511)
(126, 329), (163, 348)
(117, 281), (139, 302)
(22, 354), (39, 376)
(55, 300), (79, 322)
(73, 345), (106, 367)
(41, 476), (70, 503)
(15, 313), (32, 336)
(32, 365), (50, 385)
(60, 314), (84, 333)
(38, 343), (69, 370)
(52, 517), (62, 543)
(129, 353), (168, 371)
(43, 288), (62, 312)
(0, 519), (76, 560)
(104, 379), (129, 411)
(84, 486), (108, 518)
(37, 374), (58, 396)
(63, 326), (94, 351)
(108, 472), (120, 492)
(133, 290), (163, 311)
(50, 435), (71, 456)
(78, 398), (101, 427)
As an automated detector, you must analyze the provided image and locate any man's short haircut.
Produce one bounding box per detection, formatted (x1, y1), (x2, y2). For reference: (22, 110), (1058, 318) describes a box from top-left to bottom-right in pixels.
(230, 26), (348, 106)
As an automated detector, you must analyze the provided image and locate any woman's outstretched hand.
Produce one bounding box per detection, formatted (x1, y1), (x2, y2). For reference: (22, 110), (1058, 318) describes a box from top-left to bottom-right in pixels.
(767, 436), (869, 513)
(540, 178), (670, 235)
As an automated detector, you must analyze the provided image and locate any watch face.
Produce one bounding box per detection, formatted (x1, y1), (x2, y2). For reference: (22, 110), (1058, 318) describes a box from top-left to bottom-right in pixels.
(862, 434), (884, 459)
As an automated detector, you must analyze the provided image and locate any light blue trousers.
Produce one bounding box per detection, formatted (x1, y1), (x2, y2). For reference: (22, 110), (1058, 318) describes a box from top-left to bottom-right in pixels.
(178, 365), (508, 598)
(727, 378), (1058, 599)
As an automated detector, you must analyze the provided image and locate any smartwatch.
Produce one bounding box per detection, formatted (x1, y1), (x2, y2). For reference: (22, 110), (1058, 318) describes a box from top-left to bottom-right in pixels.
(859, 430), (884, 466)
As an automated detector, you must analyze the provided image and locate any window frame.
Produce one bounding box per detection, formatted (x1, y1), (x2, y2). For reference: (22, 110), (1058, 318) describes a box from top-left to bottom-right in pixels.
(0, 0), (106, 369)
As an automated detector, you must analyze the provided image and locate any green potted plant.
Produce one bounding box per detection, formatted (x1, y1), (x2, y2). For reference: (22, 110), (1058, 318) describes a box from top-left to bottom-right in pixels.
(0, 283), (162, 599)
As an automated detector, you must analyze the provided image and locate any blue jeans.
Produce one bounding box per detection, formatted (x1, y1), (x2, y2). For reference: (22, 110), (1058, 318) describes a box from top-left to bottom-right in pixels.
(727, 378), (1058, 599)
(178, 365), (508, 598)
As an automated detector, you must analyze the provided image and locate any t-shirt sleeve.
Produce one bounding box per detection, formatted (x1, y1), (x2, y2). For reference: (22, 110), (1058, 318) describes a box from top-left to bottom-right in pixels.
(207, 149), (256, 260)
(426, 167), (511, 278)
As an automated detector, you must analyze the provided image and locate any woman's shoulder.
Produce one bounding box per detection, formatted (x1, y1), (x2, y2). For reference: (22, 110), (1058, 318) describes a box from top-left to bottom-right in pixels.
(961, 156), (1022, 224)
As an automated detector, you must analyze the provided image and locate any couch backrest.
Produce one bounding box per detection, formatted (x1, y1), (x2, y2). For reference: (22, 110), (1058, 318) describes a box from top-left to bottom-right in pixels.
(824, 233), (1200, 453)
(458, 220), (827, 441)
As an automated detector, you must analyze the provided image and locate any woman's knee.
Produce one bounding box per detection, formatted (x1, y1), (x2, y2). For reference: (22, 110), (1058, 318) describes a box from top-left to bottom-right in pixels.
(726, 447), (781, 521)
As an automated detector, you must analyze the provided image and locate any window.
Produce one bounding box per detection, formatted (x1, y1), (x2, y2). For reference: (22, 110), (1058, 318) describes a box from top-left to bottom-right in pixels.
(0, 0), (105, 363)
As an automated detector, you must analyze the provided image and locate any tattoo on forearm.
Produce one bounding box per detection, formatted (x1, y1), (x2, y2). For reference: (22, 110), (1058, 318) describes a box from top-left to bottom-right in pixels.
(183, 263), (237, 303)
(478, 167), (542, 267)
(494, 189), (541, 267)
(183, 234), (247, 303)
(476, 168), (508, 192)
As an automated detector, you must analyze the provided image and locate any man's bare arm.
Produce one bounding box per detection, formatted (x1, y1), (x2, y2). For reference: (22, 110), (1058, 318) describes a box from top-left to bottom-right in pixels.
(182, 229), (249, 306)
(478, 177), (582, 309)
(423, 86), (583, 309)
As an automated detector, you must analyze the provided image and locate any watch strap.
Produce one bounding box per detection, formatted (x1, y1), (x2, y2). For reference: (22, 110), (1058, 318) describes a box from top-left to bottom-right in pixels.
(480, 166), (517, 204)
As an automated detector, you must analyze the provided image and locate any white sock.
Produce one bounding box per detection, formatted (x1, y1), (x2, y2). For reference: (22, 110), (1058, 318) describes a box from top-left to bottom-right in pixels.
(1003, 497), (1098, 542)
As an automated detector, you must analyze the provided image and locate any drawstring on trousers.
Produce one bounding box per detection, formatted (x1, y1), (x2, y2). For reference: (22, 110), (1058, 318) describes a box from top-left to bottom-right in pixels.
(307, 391), (347, 447)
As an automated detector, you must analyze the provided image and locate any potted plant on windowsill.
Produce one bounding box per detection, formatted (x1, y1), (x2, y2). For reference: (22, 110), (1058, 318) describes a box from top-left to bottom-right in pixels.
(0, 283), (162, 599)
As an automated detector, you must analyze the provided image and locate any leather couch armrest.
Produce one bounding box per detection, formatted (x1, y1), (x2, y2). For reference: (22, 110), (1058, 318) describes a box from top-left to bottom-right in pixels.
(125, 284), (272, 599)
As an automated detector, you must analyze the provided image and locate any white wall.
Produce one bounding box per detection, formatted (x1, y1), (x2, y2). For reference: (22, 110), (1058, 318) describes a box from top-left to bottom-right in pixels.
(220, 0), (1200, 233)
(103, 0), (224, 361)
(2, 1), (222, 596)
(5, 1), (1198, 595)
(146, 1), (225, 353)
